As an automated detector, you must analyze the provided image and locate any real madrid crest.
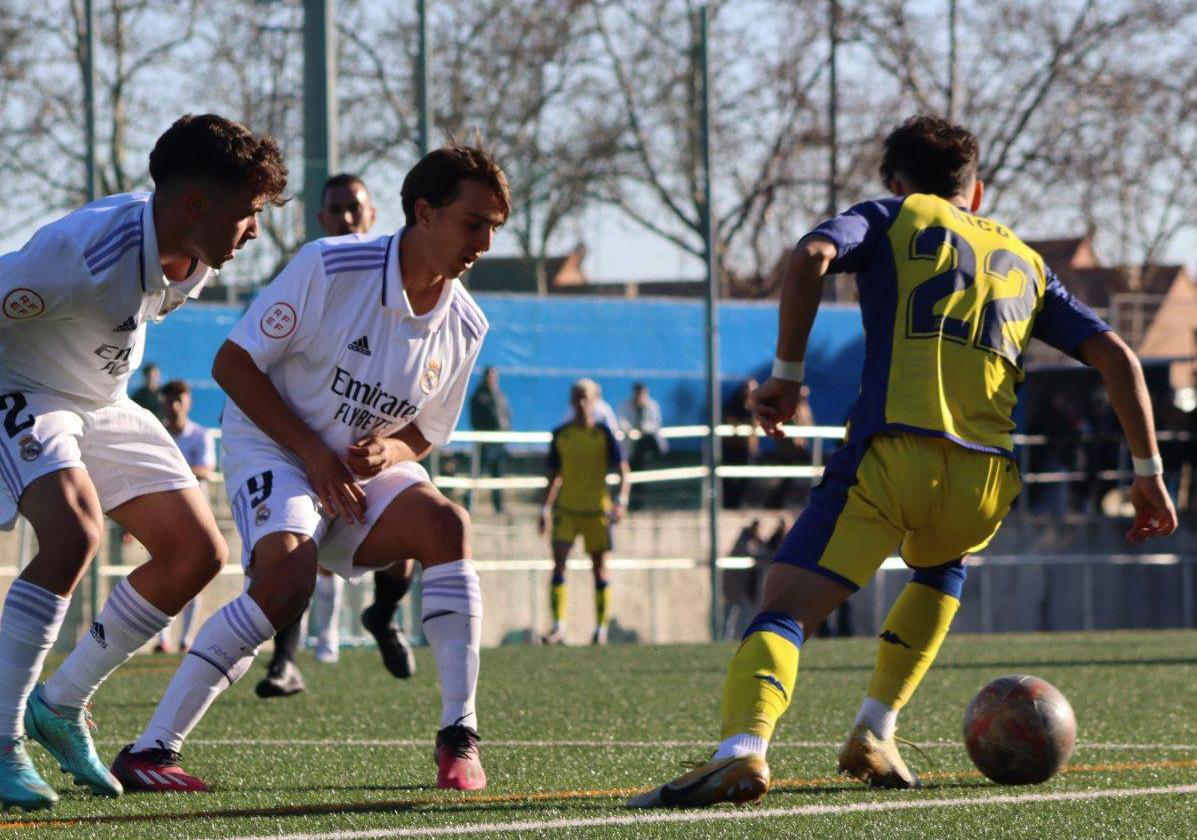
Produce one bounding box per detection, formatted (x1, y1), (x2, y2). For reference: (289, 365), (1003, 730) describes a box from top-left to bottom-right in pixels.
(18, 435), (41, 462)
(255, 505), (271, 526)
(420, 359), (442, 394)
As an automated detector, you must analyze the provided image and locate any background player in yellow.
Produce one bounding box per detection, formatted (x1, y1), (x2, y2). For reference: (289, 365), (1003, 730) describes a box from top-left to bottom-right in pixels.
(631, 115), (1177, 808)
(538, 379), (629, 645)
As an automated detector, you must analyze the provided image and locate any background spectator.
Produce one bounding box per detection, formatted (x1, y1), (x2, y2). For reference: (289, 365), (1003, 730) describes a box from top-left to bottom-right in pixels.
(153, 380), (215, 653)
(131, 361), (164, 419)
(467, 367), (512, 513)
(722, 519), (766, 639)
(619, 383), (667, 509)
(722, 378), (759, 508)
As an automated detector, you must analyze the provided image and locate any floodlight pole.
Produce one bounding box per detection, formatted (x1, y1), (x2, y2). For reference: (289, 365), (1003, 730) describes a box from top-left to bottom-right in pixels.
(417, 0), (432, 156)
(303, 0), (338, 244)
(696, 5), (721, 641)
(411, 0), (432, 645)
(84, 0), (99, 203)
(84, 0), (101, 628)
(828, 0), (839, 216)
(947, 0), (960, 121)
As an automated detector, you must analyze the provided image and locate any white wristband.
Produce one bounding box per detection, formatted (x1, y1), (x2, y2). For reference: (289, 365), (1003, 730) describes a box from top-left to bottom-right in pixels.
(771, 358), (805, 383)
(1132, 454), (1163, 477)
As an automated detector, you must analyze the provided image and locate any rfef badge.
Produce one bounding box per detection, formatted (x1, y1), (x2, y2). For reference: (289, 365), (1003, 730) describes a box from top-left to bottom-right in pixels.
(261, 303), (297, 339)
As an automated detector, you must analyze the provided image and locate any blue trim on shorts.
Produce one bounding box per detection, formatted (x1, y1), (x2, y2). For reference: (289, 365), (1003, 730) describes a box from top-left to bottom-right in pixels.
(771, 438), (872, 591)
(911, 559), (967, 599)
(743, 611), (805, 648)
(881, 423), (1016, 460)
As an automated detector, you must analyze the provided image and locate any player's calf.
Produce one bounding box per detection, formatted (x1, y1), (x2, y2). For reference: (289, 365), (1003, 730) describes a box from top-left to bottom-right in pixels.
(19, 470), (106, 596)
(245, 537), (319, 629)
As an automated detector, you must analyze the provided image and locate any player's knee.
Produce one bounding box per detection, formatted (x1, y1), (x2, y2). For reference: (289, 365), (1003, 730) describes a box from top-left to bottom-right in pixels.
(430, 500), (470, 553)
(176, 529), (228, 584)
(911, 562), (967, 599)
(276, 574), (316, 621)
(40, 513), (104, 562)
(202, 532), (229, 579)
(248, 569), (315, 627)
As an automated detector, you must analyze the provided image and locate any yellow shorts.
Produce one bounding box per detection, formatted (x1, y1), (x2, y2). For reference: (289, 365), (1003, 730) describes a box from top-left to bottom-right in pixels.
(551, 509), (612, 554)
(774, 433), (1021, 589)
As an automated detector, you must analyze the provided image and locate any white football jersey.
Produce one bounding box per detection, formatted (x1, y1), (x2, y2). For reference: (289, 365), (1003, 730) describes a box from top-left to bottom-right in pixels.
(222, 231), (488, 468)
(170, 419), (216, 471)
(0, 193), (213, 405)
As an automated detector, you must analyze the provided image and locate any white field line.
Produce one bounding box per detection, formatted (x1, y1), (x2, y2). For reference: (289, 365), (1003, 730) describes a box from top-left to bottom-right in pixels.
(215, 783), (1197, 840)
(93, 737), (1197, 751)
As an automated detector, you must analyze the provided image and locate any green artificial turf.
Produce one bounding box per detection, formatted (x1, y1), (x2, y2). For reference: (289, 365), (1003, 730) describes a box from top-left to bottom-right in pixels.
(6, 630), (1196, 839)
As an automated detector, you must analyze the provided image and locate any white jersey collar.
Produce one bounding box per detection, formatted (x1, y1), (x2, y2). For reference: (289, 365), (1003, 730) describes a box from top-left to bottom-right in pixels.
(140, 194), (216, 299)
(383, 227), (454, 333)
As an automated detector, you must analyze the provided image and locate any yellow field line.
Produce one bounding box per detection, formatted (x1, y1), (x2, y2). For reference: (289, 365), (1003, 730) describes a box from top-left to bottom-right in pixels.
(3, 757), (1194, 830)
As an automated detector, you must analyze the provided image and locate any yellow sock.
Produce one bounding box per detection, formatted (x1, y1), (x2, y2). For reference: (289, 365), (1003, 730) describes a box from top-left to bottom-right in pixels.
(867, 581), (960, 711)
(595, 581), (610, 627)
(550, 575), (567, 626)
(719, 612), (802, 741)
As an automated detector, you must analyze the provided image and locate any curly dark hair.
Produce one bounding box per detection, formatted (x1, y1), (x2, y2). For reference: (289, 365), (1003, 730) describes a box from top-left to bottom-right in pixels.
(879, 115), (979, 199)
(400, 145), (510, 226)
(149, 114), (289, 206)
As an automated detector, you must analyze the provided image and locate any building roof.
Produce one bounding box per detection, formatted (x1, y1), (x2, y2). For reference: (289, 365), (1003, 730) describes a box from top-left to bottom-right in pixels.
(463, 245), (586, 294)
(1025, 235), (1098, 270)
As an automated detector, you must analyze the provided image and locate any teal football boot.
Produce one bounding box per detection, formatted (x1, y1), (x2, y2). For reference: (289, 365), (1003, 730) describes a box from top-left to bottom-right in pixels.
(0, 737), (57, 811)
(24, 685), (122, 797)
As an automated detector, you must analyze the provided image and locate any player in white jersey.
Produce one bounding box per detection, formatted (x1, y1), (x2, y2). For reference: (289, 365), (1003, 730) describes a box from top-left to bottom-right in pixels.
(256, 173), (420, 701)
(0, 114), (287, 811)
(154, 380), (218, 654)
(114, 145), (510, 793)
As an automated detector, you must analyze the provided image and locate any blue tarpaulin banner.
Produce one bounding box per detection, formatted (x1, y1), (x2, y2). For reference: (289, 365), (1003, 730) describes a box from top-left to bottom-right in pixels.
(142, 295), (867, 435)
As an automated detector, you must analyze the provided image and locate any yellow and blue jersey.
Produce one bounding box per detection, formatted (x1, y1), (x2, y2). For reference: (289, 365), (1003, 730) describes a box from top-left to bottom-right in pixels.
(807, 193), (1109, 457)
(548, 421), (623, 514)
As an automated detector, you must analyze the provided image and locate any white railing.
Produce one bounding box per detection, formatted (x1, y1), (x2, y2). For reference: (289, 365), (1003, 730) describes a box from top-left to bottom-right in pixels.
(194, 423), (1187, 491)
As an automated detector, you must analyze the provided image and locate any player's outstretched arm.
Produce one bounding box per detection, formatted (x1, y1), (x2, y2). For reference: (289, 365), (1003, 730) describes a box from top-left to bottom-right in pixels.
(751, 237), (836, 439)
(213, 340), (366, 523)
(1078, 331), (1177, 542)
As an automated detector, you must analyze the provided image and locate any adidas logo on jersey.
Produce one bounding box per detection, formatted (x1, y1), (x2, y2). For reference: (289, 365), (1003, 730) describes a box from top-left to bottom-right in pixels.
(348, 335), (372, 356)
(112, 316), (137, 332)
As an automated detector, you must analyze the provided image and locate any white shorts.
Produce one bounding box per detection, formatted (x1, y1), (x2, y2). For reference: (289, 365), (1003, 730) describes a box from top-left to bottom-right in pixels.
(0, 390), (197, 530)
(226, 456), (430, 581)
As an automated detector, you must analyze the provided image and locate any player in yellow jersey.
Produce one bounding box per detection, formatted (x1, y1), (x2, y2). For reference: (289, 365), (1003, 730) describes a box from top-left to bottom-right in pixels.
(630, 115), (1177, 808)
(538, 379), (629, 645)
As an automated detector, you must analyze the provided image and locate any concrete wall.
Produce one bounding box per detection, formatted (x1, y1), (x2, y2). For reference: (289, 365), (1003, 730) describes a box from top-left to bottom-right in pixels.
(2, 505), (1194, 651)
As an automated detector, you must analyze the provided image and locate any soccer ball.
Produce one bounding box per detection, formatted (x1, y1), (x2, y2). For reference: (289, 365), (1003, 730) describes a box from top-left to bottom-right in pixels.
(962, 674), (1076, 785)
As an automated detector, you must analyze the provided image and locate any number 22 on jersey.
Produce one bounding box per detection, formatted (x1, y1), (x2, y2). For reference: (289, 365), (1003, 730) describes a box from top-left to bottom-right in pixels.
(901, 223), (1042, 367)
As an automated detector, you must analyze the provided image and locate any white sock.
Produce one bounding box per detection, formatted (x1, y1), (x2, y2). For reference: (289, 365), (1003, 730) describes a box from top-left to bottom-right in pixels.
(0, 580), (70, 738)
(420, 560), (482, 730)
(179, 598), (200, 648)
(314, 574), (343, 651)
(713, 733), (769, 760)
(132, 593), (274, 753)
(43, 577), (171, 709)
(855, 697), (898, 741)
